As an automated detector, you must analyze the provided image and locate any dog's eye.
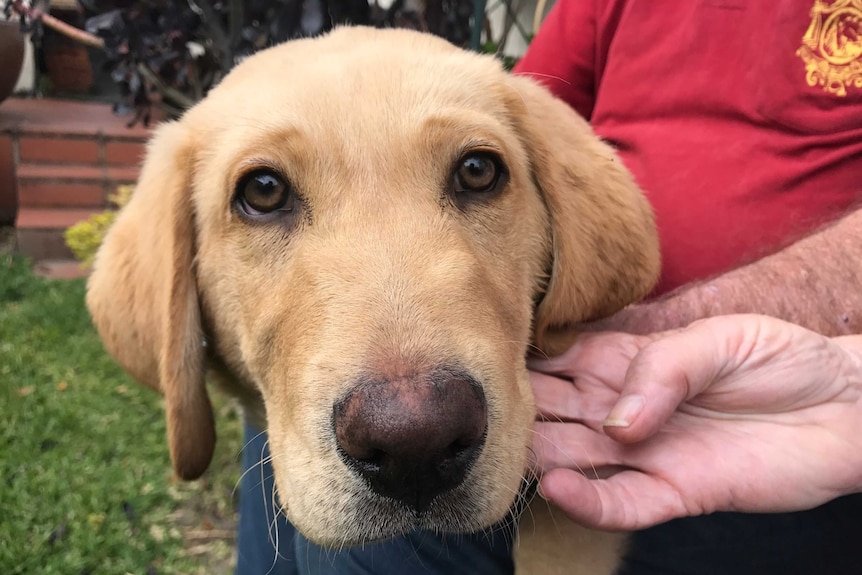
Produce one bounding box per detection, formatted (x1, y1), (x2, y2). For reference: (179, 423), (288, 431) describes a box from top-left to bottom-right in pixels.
(236, 170), (294, 216)
(453, 153), (504, 195)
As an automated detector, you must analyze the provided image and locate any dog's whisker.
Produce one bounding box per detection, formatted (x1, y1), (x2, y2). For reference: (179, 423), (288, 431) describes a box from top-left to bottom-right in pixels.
(232, 447), (294, 498)
(267, 479), (293, 562)
(527, 425), (604, 480)
(232, 456), (268, 498)
(261, 479), (292, 575)
(260, 439), (279, 553)
(240, 427), (269, 453)
(511, 71), (573, 86)
(404, 529), (432, 570)
(229, 427), (273, 497)
(529, 342), (554, 361)
(525, 342), (552, 360)
(500, 480), (535, 522)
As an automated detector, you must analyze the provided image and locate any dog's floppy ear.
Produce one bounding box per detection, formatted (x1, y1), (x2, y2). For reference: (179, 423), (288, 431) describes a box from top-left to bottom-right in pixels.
(506, 76), (661, 356)
(86, 121), (214, 480)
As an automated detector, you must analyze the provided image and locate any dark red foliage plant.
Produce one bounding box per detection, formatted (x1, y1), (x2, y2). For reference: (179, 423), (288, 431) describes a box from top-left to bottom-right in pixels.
(4, 0), (476, 125)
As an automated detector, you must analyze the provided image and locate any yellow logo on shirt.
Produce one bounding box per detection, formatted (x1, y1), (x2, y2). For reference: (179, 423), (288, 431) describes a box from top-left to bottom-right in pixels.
(796, 0), (862, 96)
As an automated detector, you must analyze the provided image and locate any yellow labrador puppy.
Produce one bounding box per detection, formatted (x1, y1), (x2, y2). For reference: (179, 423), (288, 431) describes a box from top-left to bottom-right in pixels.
(87, 26), (659, 574)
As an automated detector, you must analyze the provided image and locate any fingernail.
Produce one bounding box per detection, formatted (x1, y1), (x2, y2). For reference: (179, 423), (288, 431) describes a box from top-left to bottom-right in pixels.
(603, 395), (645, 428)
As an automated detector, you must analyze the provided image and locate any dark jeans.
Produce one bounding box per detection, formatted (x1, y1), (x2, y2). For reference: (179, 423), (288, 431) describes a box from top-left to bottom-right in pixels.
(236, 423), (514, 575)
(237, 423), (862, 575)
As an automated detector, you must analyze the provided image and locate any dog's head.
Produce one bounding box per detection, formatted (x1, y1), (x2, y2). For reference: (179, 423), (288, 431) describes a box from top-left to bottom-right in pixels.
(87, 27), (659, 545)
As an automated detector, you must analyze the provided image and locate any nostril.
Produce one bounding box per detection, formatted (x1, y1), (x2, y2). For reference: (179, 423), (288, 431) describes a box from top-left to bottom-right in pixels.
(342, 441), (482, 479)
(452, 442), (478, 460)
(440, 439), (484, 475)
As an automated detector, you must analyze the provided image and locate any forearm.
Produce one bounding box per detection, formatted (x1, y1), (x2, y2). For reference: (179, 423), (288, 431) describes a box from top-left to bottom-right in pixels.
(606, 208), (862, 336)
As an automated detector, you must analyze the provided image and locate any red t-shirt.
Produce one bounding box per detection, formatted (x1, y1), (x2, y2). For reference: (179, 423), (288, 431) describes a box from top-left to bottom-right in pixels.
(514, 0), (862, 296)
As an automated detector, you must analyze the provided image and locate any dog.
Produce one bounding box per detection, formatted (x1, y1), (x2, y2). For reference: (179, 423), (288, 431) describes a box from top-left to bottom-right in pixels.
(86, 26), (660, 574)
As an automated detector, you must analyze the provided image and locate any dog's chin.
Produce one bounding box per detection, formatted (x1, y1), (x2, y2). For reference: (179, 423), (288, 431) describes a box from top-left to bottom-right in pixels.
(292, 480), (522, 548)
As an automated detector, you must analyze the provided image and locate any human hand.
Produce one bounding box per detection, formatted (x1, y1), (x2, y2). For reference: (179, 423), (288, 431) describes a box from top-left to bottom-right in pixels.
(528, 314), (862, 531)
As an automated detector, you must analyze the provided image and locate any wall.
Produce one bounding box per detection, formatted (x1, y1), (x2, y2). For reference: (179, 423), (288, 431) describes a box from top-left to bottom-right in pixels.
(0, 11), (36, 94)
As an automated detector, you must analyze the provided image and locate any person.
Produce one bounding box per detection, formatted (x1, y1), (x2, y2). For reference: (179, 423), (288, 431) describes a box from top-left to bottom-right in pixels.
(237, 1), (862, 573)
(529, 313), (862, 531)
(515, 1), (862, 573)
(516, 0), (862, 575)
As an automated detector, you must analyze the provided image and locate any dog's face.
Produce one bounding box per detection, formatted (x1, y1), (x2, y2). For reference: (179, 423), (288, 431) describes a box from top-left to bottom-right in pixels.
(87, 27), (659, 545)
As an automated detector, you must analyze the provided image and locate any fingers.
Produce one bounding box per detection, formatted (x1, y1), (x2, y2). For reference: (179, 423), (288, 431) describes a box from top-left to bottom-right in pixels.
(602, 317), (751, 443)
(530, 371), (584, 421)
(530, 371), (616, 426)
(532, 421), (623, 474)
(528, 331), (647, 382)
(538, 468), (689, 531)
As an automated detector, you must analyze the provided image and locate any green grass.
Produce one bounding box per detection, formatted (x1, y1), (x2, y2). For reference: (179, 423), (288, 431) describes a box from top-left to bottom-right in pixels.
(0, 255), (242, 575)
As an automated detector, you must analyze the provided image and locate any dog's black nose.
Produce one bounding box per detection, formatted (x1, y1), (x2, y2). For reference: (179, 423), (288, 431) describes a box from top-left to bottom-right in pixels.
(333, 370), (487, 513)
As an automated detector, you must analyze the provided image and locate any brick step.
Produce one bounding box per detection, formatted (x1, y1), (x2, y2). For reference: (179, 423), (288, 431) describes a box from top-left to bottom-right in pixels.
(15, 207), (102, 261)
(18, 134), (147, 166)
(1, 97), (157, 140)
(1, 97), (155, 261)
(17, 163), (140, 181)
(17, 163), (138, 208)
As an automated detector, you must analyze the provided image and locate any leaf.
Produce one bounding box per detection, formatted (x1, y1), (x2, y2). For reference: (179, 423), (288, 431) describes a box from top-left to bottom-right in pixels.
(87, 513), (106, 531)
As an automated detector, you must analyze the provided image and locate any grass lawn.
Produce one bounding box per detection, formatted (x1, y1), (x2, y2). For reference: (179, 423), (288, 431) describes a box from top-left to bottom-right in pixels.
(0, 254), (243, 574)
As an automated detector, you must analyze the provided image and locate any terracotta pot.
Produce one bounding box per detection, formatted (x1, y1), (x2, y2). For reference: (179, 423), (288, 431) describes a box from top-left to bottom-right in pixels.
(43, 36), (94, 94)
(0, 20), (25, 104)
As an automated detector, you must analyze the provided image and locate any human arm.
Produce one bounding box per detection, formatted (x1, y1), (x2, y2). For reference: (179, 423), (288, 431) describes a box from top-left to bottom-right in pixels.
(528, 314), (862, 531)
(594, 208), (862, 337)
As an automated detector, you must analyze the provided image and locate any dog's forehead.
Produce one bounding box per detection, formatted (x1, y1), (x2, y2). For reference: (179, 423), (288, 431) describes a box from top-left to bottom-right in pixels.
(198, 27), (509, 130)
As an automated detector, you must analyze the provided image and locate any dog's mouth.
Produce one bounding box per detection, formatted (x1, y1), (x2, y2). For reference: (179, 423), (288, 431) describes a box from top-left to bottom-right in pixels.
(328, 471), (537, 545)
(306, 420), (538, 547)
(270, 365), (538, 546)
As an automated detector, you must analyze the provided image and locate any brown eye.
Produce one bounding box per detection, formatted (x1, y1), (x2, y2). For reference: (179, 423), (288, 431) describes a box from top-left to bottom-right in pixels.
(236, 169), (294, 216)
(453, 153), (504, 195)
